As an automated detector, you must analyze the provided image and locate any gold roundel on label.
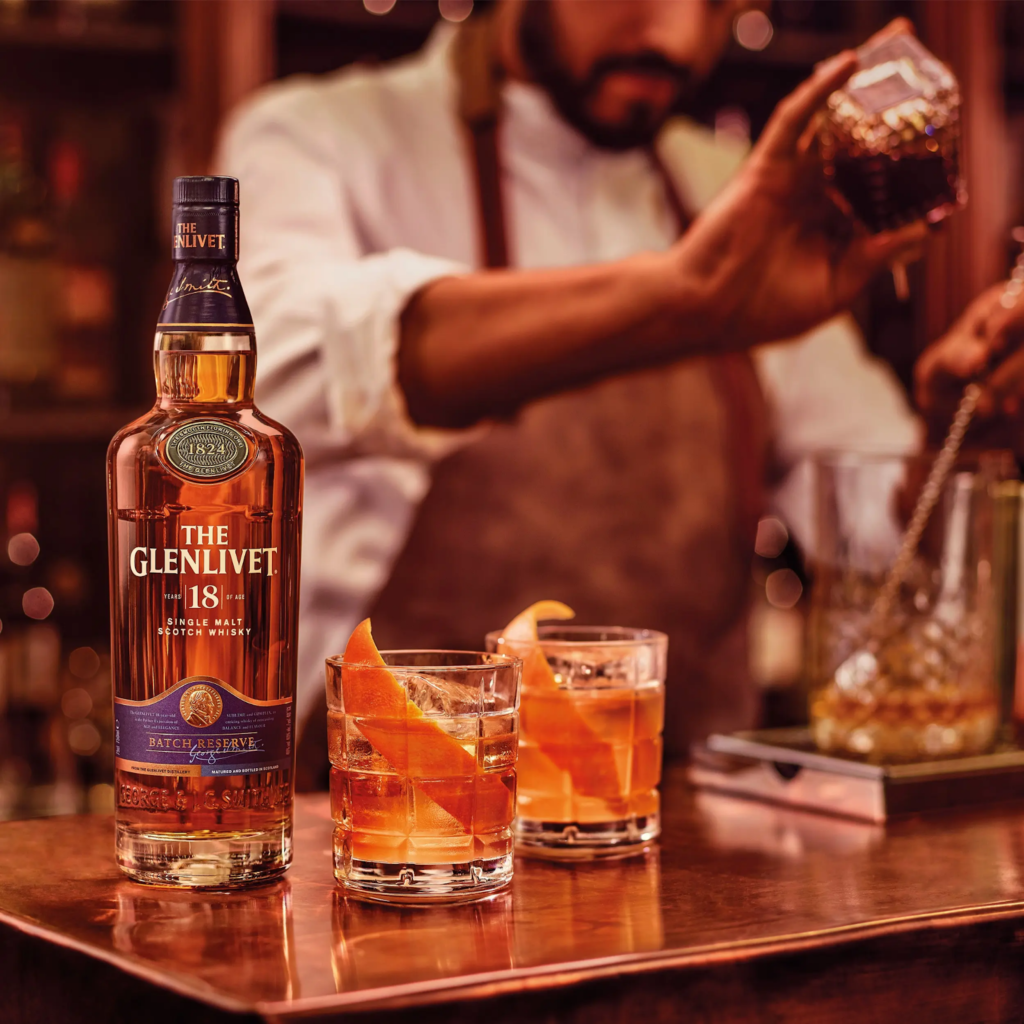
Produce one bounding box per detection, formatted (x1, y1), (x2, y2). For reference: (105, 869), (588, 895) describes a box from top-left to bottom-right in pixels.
(180, 684), (224, 728)
(165, 420), (249, 480)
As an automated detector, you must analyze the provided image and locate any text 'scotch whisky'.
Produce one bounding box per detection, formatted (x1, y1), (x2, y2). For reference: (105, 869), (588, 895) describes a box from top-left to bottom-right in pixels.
(107, 177), (303, 887)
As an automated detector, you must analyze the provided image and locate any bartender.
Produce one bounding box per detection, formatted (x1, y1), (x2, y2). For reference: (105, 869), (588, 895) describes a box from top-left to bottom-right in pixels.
(217, 1), (934, 772)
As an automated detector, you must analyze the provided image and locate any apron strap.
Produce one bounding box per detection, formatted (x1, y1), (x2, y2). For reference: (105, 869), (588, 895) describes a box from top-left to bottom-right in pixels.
(452, 16), (509, 269)
(467, 123), (509, 269)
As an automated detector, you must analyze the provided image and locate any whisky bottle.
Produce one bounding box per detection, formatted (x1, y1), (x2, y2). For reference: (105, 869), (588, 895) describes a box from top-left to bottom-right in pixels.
(107, 176), (303, 887)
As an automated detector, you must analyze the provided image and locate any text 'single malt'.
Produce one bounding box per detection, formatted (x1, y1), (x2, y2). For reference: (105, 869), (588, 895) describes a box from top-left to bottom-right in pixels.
(107, 176), (303, 887)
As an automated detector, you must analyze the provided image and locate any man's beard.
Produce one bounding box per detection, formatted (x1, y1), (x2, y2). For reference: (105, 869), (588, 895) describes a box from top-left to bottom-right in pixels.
(518, 0), (694, 152)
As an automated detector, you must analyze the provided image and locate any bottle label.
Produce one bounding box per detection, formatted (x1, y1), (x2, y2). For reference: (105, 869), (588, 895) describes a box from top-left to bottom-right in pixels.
(164, 420), (251, 480)
(114, 677), (293, 778)
(157, 264), (254, 330)
(173, 205), (238, 261)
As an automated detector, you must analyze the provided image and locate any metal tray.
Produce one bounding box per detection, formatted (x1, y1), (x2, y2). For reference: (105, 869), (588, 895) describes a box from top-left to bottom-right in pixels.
(689, 727), (1024, 822)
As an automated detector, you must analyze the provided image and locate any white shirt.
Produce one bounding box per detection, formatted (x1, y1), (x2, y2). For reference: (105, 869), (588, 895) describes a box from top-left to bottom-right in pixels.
(216, 27), (921, 722)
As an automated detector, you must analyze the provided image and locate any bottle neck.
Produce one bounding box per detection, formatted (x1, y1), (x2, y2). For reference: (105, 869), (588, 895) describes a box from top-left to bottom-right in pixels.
(155, 252), (256, 408)
(158, 261), (253, 333)
(154, 332), (256, 408)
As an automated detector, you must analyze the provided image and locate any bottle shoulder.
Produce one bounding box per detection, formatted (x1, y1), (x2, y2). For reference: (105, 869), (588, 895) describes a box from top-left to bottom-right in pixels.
(107, 407), (165, 461)
(245, 406), (304, 457)
(108, 403), (303, 511)
(110, 404), (301, 451)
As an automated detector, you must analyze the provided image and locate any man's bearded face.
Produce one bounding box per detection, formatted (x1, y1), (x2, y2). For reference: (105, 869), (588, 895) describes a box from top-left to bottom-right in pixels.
(519, 0), (735, 152)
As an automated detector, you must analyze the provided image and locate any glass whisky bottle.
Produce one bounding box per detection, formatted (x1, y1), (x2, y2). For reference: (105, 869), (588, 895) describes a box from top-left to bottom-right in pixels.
(107, 176), (303, 887)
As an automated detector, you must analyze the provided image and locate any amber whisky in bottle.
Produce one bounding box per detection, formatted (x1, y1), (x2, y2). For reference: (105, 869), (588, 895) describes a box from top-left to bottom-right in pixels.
(107, 177), (303, 887)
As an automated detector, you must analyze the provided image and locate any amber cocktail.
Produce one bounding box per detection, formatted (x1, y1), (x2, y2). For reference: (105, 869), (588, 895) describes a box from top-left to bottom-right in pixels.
(488, 611), (666, 858)
(808, 453), (1001, 763)
(327, 622), (520, 903)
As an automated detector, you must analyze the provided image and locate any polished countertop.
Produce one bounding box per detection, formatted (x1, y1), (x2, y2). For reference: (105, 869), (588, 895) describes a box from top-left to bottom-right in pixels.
(5, 765), (1024, 1022)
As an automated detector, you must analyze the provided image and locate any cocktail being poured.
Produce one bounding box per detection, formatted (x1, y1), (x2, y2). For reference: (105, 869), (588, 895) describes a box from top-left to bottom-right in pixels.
(820, 32), (965, 234)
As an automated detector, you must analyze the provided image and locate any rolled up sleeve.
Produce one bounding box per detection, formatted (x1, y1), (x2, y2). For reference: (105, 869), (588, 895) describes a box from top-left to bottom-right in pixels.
(215, 85), (470, 460)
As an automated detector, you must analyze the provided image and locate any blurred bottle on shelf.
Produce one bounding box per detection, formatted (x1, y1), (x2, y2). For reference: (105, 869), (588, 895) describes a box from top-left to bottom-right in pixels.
(48, 131), (117, 402)
(0, 105), (123, 411)
(0, 110), (60, 408)
(53, 0), (127, 30)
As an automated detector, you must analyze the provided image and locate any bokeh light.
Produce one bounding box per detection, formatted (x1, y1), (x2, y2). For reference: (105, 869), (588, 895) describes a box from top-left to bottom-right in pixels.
(766, 568), (803, 609)
(8, 532), (40, 566)
(363, 0), (396, 13)
(61, 687), (93, 720)
(48, 559), (87, 604)
(714, 106), (751, 144)
(754, 516), (789, 559)
(22, 587), (54, 620)
(68, 720), (102, 757)
(439, 0), (473, 22)
(69, 646), (101, 679)
(734, 10), (774, 52)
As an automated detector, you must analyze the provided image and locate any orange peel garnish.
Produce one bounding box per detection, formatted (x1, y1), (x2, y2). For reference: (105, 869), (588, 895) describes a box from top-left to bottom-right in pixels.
(501, 600), (574, 691)
(341, 619), (513, 831)
(498, 602), (624, 799)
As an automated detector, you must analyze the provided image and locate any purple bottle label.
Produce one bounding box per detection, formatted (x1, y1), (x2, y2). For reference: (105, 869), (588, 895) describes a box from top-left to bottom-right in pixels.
(115, 677), (292, 778)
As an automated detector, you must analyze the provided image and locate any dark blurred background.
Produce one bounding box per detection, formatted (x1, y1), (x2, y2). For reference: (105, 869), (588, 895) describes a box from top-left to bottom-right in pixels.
(0, 0), (1018, 819)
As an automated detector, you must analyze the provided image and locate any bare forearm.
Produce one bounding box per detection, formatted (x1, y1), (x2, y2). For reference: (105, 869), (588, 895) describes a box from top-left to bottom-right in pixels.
(398, 250), (715, 428)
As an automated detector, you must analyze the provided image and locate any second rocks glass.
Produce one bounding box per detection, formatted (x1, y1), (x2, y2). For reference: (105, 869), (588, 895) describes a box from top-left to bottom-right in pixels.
(486, 625), (667, 859)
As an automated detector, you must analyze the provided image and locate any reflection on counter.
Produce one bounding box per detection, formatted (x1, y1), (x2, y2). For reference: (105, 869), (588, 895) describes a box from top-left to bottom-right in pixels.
(330, 850), (663, 992)
(511, 852), (664, 965)
(332, 891), (515, 991)
(693, 788), (883, 859)
(110, 882), (298, 1004)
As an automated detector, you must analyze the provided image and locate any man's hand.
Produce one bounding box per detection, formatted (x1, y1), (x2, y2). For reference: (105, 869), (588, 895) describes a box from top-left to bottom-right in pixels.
(915, 282), (1024, 421)
(672, 20), (929, 346)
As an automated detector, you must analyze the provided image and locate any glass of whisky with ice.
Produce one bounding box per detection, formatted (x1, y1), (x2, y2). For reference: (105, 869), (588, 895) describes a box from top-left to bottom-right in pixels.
(487, 603), (666, 858)
(328, 620), (519, 903)
(807, 452), (1008, 763)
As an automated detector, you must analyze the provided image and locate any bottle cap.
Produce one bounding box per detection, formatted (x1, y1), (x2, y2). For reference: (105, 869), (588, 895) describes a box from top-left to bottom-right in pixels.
(173, 176), (239, 207)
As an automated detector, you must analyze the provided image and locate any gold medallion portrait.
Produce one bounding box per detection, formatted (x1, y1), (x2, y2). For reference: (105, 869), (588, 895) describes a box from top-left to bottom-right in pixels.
(179, 683), (223, 728)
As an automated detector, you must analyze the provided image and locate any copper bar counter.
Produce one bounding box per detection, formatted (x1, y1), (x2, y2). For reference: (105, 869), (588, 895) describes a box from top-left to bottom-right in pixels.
(4, 764), (1024, 1023)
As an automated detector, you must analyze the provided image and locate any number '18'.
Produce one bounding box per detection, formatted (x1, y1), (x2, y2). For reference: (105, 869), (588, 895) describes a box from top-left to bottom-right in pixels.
(187, 585), (219, 609)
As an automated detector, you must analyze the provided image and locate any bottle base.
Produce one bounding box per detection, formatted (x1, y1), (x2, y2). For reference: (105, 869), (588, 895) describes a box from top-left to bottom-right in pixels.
(116, 821), (292, 889)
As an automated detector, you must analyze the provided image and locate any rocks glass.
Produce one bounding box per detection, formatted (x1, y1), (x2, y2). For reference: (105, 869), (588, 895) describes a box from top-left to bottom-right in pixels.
(327, 650), (520, 903)
(486, 626), (667, 858)
(808, 453), (1006, 763)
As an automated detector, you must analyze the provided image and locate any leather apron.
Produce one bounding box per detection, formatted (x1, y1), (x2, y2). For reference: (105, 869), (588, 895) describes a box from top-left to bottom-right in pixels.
(364, 21), (770, 756)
